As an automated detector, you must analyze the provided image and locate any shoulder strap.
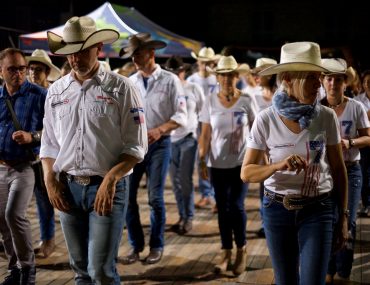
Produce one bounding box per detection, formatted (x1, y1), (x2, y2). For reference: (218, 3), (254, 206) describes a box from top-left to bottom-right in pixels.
(5, 98), (22, 130)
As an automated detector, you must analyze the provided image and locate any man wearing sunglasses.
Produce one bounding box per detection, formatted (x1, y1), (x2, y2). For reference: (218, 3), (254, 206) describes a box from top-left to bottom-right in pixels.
(0, 48), (46, 285)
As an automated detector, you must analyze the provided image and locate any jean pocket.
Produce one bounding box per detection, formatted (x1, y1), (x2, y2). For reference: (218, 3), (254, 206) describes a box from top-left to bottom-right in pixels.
(262, 195), (274, 208)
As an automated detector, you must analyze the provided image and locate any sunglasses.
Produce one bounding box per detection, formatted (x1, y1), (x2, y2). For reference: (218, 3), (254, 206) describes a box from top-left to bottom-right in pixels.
(7, 66), (28, 74)
(28, 66), (46, 73)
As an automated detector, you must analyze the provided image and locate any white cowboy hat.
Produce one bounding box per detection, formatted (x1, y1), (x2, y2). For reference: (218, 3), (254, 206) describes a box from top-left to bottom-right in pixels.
(321, 58), (355, 85)
(191, 47), (218, 62)
(47, 16), (119, 55)
(258, 42), (336, 76)
(252, 57), (277, 74)
(119, 33), (166, 58)
(206, 55), (250, 74)
(26, 49), (61, 81)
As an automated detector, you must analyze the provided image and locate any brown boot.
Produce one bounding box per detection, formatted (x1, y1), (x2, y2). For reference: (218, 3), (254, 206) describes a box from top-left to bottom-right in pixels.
(214, 249), (232, 274)
(233, 246), (247, 275)
(40, 238), (55, 258)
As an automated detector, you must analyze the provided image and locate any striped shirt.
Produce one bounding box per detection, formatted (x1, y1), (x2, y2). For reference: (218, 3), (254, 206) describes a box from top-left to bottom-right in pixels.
(0, 80), (46, 160)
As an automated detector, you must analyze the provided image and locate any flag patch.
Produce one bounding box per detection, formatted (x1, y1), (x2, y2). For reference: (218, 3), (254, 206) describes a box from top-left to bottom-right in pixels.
(130, 107), (145, 124)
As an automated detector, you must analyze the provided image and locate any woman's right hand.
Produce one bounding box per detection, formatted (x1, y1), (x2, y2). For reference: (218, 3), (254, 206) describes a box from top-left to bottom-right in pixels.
(279, 154), (308, 174)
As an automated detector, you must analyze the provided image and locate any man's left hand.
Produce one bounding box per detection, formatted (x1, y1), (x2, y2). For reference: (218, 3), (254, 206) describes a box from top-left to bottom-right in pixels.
(12, 131), (32, 145)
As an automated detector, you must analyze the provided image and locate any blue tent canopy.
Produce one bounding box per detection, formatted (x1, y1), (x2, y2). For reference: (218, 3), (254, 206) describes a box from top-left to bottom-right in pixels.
(19, 2), (203, 58)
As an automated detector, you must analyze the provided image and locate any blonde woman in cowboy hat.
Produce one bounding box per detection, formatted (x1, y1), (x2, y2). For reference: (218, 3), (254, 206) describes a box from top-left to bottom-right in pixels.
(198, 55), (257, 276)
(25, 49), (61, 259)
(188, 47), (219, 210)
(120, 33), (187, 265)
(241, 42), (348, 285)
(320, 58), (370, 283)
(40, 16), (148, 285)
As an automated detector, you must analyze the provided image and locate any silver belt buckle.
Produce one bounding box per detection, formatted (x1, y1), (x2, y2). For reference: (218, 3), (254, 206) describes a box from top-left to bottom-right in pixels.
(283, 194), (304, 210)
(74, 176), (90, 186)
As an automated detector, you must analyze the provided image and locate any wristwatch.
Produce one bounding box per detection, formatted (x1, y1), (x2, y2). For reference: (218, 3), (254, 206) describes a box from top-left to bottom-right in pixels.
(349, 139), (355, 148)
(31, 131), (41, 142)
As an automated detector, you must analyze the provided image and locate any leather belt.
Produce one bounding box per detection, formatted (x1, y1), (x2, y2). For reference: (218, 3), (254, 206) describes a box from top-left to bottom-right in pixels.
(344, 160), (359, 167)
(65, 173), (103, 186)
(264, 189), (331, 210)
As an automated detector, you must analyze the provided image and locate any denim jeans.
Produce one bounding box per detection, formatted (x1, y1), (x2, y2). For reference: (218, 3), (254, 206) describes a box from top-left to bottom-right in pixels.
(360, 147), (370, 208)
(263, 192), (334, 285)
(34, 185), (55, 241)
(126, 136), (171, 250)
(328, 163), (362, 278)
(169, 135), (197, 221)
(59, 176), (129, 285)
(210, 166), (248, 249)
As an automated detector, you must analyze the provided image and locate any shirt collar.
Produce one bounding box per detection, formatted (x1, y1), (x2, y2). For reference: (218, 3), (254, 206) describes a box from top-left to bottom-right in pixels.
(0, 80), (30, 99)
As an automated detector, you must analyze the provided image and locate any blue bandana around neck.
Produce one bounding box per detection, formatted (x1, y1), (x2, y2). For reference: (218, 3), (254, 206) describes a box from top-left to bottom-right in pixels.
(272, 90), (318, 129)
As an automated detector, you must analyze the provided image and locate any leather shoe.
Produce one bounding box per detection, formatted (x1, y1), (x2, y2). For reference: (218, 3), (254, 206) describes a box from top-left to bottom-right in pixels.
(121, 248), (140, 265)
(145, 249), (163, 264)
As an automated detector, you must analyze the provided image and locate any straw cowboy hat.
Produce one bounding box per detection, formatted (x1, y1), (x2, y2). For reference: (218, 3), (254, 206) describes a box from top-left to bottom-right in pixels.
(258, 42), (336, 76)
(47, 16), (119, 55)
(321, 58), (355, 85)
(252, 57), (277, 74)
(119, 33), (167, 58)
(163, 56), (190, 74)
(26, 49), (61, 81)
(191, 47), (219, 62)
(206, 55), (250, 74)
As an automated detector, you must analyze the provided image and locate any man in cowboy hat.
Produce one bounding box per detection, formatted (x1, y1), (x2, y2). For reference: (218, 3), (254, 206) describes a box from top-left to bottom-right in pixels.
(25, 48), (60, 259)
(187, 47), (219, 211)
(120, 32), (187, 264)
(0, 48), (46, 285)
(40, 16), (148, 285)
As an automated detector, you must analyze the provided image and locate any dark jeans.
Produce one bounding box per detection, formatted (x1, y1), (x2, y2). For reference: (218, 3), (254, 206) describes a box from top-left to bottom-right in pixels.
(210, 166), (248, 249)
(360, 147), (370, 208)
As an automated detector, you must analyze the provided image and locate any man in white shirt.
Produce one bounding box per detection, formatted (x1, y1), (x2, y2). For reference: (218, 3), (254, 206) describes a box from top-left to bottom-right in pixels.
(120, 33), (187, 264)
(40, 16), (148, 285)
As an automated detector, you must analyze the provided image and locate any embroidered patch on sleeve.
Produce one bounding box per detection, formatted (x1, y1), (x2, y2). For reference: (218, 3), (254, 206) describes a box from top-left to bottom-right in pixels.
(130, 107), (145, 124)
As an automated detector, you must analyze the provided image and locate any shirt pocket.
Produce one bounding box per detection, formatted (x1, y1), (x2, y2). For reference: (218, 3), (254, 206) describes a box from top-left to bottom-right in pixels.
(86, 102), (117, 126)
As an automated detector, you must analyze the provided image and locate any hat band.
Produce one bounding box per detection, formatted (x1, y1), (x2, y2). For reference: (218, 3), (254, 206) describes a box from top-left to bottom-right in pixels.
(61, 40), (86, 45)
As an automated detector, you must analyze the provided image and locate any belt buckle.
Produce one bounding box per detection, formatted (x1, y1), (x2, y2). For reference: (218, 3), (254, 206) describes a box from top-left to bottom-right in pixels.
(283, 194), (304, 210)
(74, 176), (90, 186)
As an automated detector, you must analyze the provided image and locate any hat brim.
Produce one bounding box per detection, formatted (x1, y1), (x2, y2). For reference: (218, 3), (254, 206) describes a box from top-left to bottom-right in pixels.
(47, 29), (119, 55)
(206, 65), (250, 75)
(191, 51), (218, 62)
(119, 40), (167, 58)
(258, 62), (333, 76)
(25, 56), (61, 81)
(163, 63), (191, 73)
(251, 64), (275, 75)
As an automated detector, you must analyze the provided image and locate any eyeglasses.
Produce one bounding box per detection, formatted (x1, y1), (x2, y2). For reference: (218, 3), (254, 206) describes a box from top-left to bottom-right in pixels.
(28, 66), (46, 73)
(7, 66), (28, 74)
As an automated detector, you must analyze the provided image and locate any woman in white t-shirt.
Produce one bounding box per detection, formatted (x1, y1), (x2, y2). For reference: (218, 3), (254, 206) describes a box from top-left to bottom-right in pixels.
(321, 58), (370, 282)
(198, 56), (256, 276)
(241, 42), (348, 285)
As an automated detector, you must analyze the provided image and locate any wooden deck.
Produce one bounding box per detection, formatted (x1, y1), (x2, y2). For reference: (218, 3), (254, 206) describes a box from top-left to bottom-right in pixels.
(1, 181), (369, 284)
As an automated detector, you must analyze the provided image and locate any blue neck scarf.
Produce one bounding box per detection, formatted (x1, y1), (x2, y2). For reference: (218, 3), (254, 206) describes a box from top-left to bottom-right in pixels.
(272, 90), (318, 129)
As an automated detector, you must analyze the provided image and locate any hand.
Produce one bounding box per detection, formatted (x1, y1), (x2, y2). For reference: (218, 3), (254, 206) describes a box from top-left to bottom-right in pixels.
(45, 175), (70, 212)
(340, 138), (350, 150)
(12, 131), (32, 145)
(199, 159), (209, 180)
(94, 175), (117, 216)
(280, 154), (307, 174)
(332, 216), (348, 252)
(148, 128), (162, 145)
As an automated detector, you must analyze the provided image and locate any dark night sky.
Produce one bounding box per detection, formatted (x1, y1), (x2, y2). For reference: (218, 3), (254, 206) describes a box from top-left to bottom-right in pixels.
(1, 0), (369, 71)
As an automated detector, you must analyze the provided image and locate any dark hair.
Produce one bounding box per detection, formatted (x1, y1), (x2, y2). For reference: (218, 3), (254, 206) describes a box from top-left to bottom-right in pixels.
(0, 48), (26, 63)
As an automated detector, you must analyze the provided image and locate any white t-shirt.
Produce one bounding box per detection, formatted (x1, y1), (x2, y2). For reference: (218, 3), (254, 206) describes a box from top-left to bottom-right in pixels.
(187, 72), (217, 97)
(199, 92), (257, 168)
(353, 92), (370, 111)
(247, 105), (341, 196)
(337, 98), (370, 162)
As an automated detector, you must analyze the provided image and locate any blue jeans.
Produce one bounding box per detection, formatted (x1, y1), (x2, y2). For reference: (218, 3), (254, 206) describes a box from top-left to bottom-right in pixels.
(210, 166), (248, 249)
(360, 147), (370, 208)
(34, 185), (55, 241)
(169, 135), (197, 221)
(263, 192), (334, 285)
(59, 176), (129, 285)
(126, 136), (171, 250)
(328, 163), (362, 278)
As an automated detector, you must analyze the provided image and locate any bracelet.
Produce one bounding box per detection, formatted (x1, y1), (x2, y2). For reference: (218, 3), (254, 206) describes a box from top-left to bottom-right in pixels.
(349, 139), (355, 148)
(340, 208), (349, 217)
(31, 131), (41, 142)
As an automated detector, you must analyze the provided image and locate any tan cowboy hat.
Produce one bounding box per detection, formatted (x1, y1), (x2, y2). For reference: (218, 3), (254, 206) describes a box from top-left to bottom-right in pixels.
(252, 57), (277, 74)
(47, 16), (119, 55)
(206, 55), (250, 74)
(258, 42), (336, 76)
(191, 47), (218, 62)
(321, 58), (355, 85)
(119, 33), (167, 58)
(26, 49), (61, 81)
